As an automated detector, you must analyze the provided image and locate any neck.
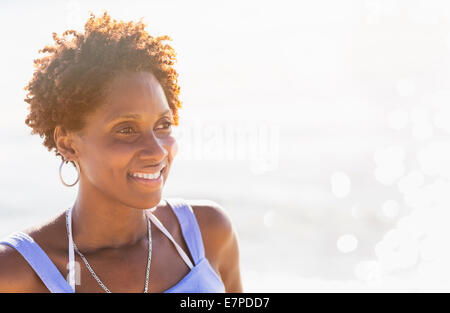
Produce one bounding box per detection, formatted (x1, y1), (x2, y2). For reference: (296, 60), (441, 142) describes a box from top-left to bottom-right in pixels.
(70, 179), (156, 252)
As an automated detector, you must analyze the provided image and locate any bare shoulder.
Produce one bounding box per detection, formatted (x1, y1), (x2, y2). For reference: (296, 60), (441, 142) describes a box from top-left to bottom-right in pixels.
(0, 242), (41, 292)
(186, 199), (243, 292)
(186, 199), (235, 238)
(185, 199), (236, 262)
(0, 212), (66, 293)
(186, 199), (238, 260)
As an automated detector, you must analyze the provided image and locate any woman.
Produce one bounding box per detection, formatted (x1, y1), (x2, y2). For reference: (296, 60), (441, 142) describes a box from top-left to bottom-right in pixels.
(0, 11), (242, 293)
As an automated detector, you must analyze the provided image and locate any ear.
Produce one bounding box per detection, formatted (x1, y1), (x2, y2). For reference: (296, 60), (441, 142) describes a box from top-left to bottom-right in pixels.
(54, 125), (79, 161)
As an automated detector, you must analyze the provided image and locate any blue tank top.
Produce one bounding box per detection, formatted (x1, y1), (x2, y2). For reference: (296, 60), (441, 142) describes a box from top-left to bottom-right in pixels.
(0, 198), (225, 293)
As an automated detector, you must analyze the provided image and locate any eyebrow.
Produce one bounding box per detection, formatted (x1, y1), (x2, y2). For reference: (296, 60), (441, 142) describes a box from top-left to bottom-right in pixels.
(107, 109), (172, 124)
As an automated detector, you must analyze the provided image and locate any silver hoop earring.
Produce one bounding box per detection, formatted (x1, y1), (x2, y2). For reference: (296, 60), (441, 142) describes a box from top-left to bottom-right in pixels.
(59, 159), (80, 187)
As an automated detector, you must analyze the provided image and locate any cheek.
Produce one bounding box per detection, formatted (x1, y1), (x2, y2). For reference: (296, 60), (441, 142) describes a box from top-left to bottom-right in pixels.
(84, 140), (134, 183)
(170, 138), (178, 159)
(164, 135), (178, 161)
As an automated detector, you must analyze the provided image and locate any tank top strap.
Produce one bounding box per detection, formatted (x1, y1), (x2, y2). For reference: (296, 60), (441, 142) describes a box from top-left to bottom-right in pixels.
(164, 198), (206, 265)
(0, 232), (73, 293)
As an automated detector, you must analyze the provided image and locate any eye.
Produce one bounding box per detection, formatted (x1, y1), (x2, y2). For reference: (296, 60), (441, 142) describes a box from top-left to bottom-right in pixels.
(117, 126), (137, 135)
(155, 121), (173, 130)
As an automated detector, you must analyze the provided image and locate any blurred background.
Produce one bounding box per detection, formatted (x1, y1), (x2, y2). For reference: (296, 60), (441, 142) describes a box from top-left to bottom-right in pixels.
(1, 0), (450, 292)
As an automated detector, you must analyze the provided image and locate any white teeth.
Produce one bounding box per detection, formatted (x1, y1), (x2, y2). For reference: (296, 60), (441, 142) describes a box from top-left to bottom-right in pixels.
(131, 170), (161, 180)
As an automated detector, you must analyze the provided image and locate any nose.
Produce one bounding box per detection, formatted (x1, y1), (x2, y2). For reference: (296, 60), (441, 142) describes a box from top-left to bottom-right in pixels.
(138, 130), (168, 162)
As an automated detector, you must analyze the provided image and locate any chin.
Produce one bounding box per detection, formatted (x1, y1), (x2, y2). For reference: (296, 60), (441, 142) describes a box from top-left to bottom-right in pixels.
(134, 192), (163, 210)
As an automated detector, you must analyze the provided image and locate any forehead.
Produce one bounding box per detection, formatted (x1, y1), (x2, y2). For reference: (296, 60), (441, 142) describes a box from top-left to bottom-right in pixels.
(100, 71), (170, 121)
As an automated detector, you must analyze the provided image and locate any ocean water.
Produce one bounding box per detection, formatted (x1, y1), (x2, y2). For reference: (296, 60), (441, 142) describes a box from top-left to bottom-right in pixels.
(2, 0), (450, 292)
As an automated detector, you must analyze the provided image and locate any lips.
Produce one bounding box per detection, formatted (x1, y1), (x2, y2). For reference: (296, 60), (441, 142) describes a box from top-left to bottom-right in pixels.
(128, 163), (165, 176)
(127, 165), (166, 187)
(129, 168), (164, 179)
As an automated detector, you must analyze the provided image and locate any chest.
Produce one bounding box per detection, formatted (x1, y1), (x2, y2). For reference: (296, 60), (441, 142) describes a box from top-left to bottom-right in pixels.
(30, 222), (220, 293)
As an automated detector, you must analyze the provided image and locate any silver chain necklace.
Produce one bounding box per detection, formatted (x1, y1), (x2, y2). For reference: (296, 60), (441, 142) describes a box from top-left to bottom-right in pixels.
(65, 209), (152, 293)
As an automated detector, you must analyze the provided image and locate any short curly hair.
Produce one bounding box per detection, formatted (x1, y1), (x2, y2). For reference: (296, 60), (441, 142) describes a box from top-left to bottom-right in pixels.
(24, 11), (182, 161)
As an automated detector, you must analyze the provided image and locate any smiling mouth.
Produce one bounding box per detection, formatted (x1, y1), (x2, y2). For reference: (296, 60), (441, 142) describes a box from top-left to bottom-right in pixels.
(127, 166), (166, 183)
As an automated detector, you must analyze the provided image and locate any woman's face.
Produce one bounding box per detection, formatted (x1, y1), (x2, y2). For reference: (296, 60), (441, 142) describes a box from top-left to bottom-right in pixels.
(73, 71), (177, 209)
